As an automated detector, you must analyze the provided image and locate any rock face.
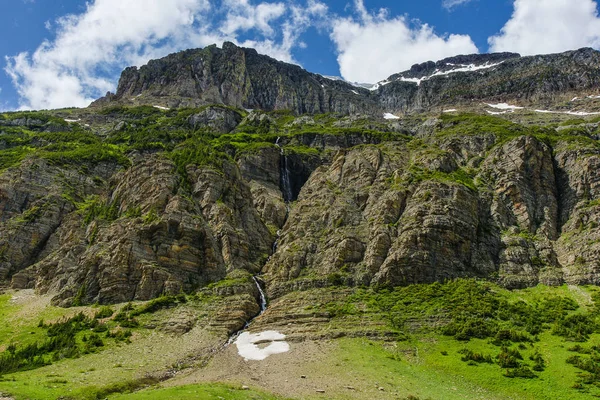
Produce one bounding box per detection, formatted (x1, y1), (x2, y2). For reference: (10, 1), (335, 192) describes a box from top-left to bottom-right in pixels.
(8, 155), (272, 306)
(92, 42), (378, 115)
(263, 129), (600, 298)
(93, 43), (600, 114)
(379, 48), (600, 112)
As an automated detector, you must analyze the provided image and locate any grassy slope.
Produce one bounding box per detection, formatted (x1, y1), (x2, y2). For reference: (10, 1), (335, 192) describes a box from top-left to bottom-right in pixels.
(0, 293), (226, 400)
(110, 384), (288, 400)
(1, 285), (600, 400)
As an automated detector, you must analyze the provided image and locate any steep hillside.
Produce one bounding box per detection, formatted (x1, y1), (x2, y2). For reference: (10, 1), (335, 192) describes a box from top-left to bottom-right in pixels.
(2, 106), (600, 308)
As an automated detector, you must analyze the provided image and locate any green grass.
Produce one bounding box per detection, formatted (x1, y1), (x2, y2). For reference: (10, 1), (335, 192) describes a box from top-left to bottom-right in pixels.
(109, 383), (288, 400)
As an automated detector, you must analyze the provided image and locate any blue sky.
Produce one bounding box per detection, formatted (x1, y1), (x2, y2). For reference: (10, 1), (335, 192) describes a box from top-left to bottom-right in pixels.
(2, 0), (600, 111)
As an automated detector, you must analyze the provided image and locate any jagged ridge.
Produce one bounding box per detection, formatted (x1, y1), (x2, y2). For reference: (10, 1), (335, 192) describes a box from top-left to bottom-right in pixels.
(94, 44), (600, 114)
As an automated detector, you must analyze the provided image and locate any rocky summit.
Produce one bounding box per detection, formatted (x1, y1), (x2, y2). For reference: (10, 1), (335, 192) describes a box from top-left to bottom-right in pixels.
(3, 44), (600, 399)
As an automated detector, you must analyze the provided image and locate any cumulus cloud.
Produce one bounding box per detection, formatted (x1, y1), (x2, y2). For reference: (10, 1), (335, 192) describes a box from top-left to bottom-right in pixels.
(489, 0), (600, 55)
(236, 0), (328, 63)
(5, 0), (325, 110)
(442, 0), (475, 10)
(331, 0), (478, 83)
(219, 0), (286, 37)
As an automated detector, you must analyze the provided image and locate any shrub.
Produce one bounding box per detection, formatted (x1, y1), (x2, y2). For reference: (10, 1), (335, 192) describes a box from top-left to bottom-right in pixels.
(497, 346), (523, 369)
(491, 329), (532, 346)
(458, 348), (493, 364)
(552, 314), (598, 342)
(503, 366), (537, 379)
(530, 350), (546, 372)
(129, 295), (180, 317)
(94, 306), (114, 319)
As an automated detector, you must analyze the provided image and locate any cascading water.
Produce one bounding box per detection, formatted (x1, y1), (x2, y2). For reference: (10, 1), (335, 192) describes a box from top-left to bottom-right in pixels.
(224, 137), (290, 348)
(253, 276), (268, 314)
(276, 137), (293, 205)
(225, 276), (268, 346)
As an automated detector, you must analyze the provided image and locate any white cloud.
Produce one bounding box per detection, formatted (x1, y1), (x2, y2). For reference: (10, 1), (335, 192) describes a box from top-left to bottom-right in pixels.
(331, 0), (478, 83)
(5, 0), (325, 110)
(489, 0), (600, 55)
(442, 0), (475, 10)
(219, 0), (286, 37)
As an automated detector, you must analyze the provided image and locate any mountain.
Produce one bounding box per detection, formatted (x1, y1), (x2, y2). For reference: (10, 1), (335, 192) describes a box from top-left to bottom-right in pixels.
(94, 43), (600, 114)
(2, 45), (600, 399)
(92, 41), (378, 115)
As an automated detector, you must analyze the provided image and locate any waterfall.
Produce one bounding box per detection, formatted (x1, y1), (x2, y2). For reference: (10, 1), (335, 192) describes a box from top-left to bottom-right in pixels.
(253, 276), (267, 313)
(276, 137), (293, 203)
(224, 276), (268, 347)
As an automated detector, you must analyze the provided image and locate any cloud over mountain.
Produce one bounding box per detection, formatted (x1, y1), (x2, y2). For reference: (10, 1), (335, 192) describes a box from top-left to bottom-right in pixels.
(330, 0), (478, 83)
(489, 0), (600, 55)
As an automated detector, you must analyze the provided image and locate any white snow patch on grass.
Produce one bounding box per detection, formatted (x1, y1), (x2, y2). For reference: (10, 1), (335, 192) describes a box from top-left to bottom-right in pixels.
(351, 90), (359, 95)
(587, 95), (600, 99)
(571, 97), (579, 102)
(565, 111), (600, 116)
(486, 110), (509, 115)
(153, 105), (169, 110)
(235, 331), (290, 361)
(443, 109), (457, 113)
(486, 103), (524, 110)
(534, 109), (600, 116)
(384, 113), (400, 120)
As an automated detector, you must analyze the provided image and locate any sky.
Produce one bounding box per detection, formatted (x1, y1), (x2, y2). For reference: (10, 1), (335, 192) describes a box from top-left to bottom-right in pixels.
(1, 0), (600, 111)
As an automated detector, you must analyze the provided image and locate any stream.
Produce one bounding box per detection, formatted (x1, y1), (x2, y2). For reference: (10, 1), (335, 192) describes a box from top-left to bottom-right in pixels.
(225, 137), (290, 346)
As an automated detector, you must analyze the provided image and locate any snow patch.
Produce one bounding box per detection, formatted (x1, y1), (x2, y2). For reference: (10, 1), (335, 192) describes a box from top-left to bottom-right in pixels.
(64, 119), (81, 123)
(395, 61), (504, 87)
(384, 113), (400, 120)
(571, 97), (579, 102)
(153, 105), (169, 110)
(486, 103), (524, 111)
(588, 95), (600, 99)
(534, 109), (600, 116)
(566, 111), (600, 116)
(235, 331), (290, 361)
(351, 90), (359, 95)
(486, 110), (510, 115)
(443, 109), (458, 113)
(370, 80), (391, 91)
(318, 74), (375, 90)
(398, 77), (424, 85)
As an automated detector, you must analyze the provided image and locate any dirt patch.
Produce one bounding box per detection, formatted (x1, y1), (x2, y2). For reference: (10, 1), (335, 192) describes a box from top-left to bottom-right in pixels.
(165, 333), (398, 399)
(167, 336), (336, 398)
(9, 289), (53, 318)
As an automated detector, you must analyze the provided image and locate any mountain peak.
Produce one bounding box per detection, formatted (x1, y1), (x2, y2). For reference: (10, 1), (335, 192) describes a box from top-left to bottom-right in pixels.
(92, 45), (600, 115)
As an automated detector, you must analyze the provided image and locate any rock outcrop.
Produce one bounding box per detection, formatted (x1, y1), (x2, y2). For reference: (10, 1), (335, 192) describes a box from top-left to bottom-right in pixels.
(9, 154), (272, 306)
(263, 129), (600, 298)
(92, 42), (378, 115)
(93, 43), (600, 115)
